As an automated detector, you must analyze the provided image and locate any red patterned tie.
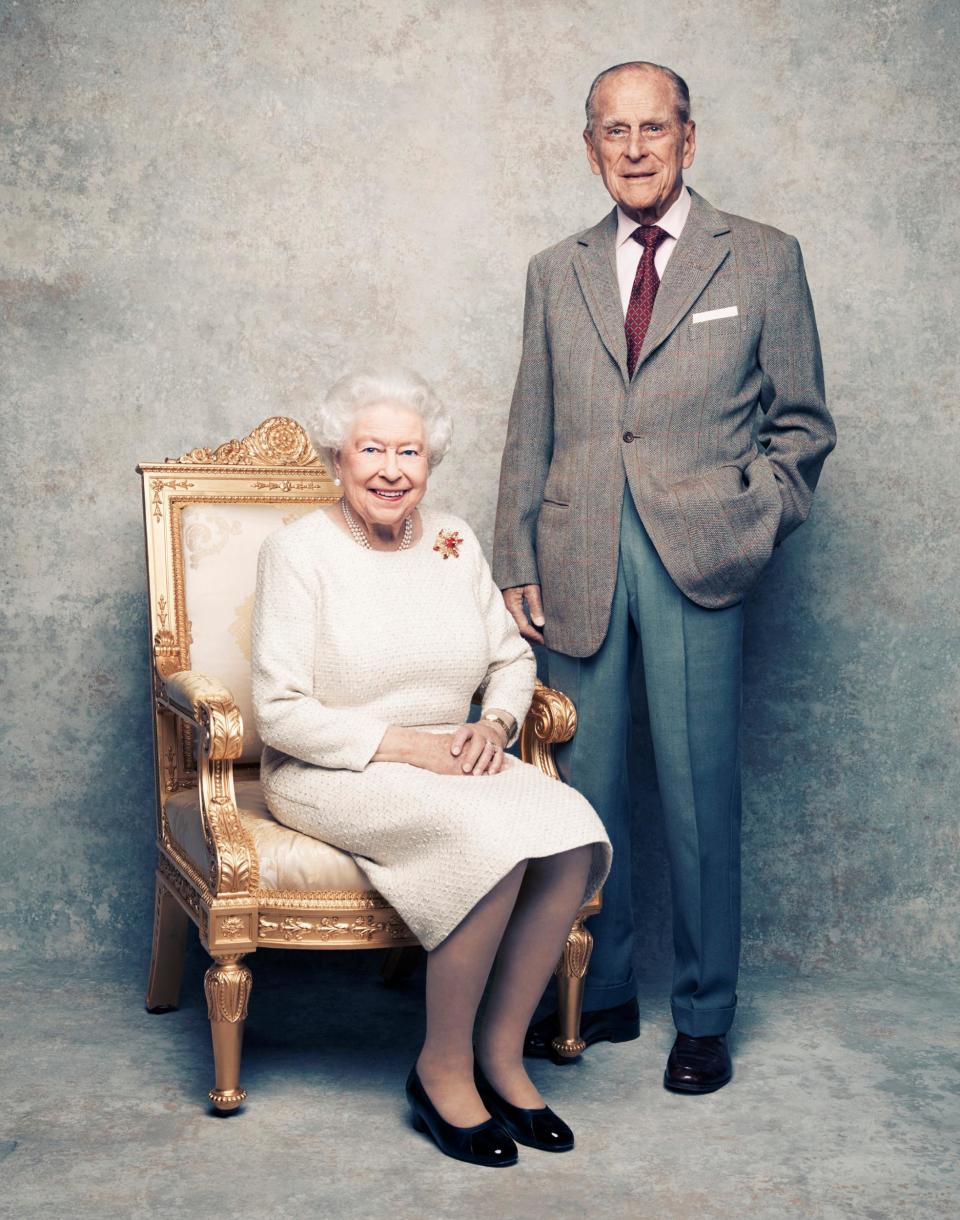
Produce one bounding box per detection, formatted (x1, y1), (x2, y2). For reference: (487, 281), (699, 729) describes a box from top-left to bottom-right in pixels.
(625, 225), (669, 376)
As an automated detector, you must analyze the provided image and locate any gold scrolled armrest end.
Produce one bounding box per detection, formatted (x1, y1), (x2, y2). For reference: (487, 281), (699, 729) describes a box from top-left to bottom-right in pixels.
(527, 678), (577, 745)
(159, 670), (244, 761)
(518, 680), (577, 779)
(157, 670), (256, 895)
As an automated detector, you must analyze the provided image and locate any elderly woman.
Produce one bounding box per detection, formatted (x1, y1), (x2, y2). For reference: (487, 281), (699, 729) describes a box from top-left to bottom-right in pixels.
(251, 368), (611, 1168)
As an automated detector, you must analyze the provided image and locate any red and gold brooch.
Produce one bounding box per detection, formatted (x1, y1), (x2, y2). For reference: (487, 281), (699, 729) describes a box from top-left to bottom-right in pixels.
(433, 528), (464, 559)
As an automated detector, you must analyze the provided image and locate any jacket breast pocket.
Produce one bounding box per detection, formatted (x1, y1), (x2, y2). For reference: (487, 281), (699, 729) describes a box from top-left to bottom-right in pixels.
(686, 310), (742, 343)
(672, 306), (749, 387)
(691, 305), (739, 325)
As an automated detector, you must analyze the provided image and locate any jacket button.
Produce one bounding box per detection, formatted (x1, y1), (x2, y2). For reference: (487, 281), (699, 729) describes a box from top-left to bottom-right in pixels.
(622, 431), (635, 443)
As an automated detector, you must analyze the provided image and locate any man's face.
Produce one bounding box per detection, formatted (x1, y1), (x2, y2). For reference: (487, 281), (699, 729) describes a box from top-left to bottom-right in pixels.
(584, 68), (696, 224)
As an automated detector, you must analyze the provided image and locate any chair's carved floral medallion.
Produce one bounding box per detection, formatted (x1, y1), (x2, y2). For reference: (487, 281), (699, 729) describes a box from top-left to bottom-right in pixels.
(174, 417), (320, 467)
(218, 916), (248, 940)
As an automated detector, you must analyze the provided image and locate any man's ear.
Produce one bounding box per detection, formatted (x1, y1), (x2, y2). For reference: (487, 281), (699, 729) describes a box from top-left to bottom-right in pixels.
(682, 120), (697, 170)
(583, 129), (602, 176)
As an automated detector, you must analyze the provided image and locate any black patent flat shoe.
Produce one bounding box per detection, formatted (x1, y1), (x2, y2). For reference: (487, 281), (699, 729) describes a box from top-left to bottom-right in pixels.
(663, 1033), (733, 1094)
(524, 997), (640, 1063)
(405, 1067), (518, 1167)
(473, 1062), (574, 1152)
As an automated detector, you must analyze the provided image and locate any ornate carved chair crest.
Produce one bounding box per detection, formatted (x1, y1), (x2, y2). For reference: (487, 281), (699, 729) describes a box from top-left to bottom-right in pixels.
(138, 418), (599, 1110)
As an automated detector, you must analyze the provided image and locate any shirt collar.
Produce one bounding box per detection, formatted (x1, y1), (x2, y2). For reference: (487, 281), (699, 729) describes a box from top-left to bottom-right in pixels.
(616, 185), (691, 247)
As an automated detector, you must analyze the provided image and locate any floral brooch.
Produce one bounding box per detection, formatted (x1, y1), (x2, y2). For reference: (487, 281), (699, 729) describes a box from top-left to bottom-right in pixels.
(433, 528), (464, 559)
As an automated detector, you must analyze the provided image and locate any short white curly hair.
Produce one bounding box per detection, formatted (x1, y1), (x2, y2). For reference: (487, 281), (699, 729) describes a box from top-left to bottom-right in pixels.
(312, 367), (453, 472)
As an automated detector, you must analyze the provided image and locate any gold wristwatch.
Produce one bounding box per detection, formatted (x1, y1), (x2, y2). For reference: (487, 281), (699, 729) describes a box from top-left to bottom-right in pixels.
(482, 711), (515, 744)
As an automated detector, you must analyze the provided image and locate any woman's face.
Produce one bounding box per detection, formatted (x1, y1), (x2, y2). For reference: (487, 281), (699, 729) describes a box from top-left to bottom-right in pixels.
(337, 401), (429, 534)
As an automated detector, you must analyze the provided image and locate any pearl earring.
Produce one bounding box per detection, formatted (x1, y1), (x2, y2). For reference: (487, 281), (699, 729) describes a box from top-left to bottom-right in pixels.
(334, 472), (341, 486)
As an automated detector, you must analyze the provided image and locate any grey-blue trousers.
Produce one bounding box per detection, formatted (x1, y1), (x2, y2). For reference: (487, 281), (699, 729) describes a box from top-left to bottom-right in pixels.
(546, 487), (744, 1037)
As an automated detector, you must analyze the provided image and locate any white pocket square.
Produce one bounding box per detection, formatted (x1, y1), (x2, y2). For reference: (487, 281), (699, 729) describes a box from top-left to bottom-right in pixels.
(691, 305), (739, 324)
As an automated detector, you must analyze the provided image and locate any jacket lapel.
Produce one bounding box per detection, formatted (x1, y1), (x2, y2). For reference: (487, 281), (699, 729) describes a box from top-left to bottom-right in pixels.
(634, 188), (731, 373)
(572, 209), (629, 384)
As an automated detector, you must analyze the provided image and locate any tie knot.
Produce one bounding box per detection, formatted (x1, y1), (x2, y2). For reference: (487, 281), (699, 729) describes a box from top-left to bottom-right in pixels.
(632, 224), (669, 251)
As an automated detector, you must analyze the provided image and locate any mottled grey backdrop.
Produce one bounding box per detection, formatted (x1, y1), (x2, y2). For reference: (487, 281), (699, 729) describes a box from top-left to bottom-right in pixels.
(2, 0), (957, 977)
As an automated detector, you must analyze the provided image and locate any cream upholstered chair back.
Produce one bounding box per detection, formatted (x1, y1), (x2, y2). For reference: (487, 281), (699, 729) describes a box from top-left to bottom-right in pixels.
(179, 499), (316, 763)
(140, 417), (332, 776)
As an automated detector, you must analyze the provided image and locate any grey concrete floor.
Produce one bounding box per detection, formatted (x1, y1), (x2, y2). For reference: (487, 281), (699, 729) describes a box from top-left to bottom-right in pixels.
(1, 948), (957, 1220)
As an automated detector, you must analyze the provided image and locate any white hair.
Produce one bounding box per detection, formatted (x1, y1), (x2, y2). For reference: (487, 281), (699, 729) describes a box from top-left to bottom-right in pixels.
(312, 367), (453, 472)
(584, 61), (692, 135)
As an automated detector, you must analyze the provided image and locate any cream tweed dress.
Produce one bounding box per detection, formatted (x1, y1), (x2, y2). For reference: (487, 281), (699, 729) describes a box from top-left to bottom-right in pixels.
(251, 505), (612, 950)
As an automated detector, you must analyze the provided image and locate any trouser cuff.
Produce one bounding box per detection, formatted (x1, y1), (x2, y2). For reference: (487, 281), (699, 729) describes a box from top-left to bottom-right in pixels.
(533, 973), (638, 1020)
(671, 1000), (737, 1037)
(582, 974), (638, 1012)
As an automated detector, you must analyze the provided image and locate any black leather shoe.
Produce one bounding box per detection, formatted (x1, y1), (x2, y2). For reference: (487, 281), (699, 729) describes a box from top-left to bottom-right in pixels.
(405, 1067), (518, 1167)
(663, 1032), (732, 1094)
(523, 997), (641, 1062)
(473, 1063), (574, 1152)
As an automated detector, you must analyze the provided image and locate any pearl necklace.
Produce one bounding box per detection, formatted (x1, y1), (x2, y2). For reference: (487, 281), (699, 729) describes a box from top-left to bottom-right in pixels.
(340, 495), (414, 551)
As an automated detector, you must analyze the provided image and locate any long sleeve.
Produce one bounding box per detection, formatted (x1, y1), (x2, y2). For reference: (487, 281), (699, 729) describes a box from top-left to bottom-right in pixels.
(492, 254), (554, 590)
(757, 235), (837, 544)
(470, 530), (536, 739)
(251, 535), (389, 771)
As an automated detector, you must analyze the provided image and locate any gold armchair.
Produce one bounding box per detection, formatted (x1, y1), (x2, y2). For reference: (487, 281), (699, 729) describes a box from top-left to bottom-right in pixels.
(138, 417), (599, 1111)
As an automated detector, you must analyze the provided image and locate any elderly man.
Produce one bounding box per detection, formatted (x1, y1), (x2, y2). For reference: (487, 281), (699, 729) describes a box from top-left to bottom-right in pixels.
(493, 61), (835, 1092)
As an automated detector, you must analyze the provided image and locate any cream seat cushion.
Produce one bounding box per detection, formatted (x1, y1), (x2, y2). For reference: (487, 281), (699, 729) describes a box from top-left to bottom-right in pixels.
(165, 779), (374, 893)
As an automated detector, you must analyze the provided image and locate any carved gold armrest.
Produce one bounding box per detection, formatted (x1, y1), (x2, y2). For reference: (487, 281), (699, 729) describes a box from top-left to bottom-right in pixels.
(156, 670), (257, 896)
(158, 670), (244, 760)
(519, 678), (576, 780)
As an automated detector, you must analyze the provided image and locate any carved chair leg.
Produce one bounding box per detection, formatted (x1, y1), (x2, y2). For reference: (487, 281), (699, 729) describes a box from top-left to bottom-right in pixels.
(552, 912), (594, 1059)
(204, 954), (252, 1112)
(145, 873), (190, 1013)
(380, 945), (423, 985)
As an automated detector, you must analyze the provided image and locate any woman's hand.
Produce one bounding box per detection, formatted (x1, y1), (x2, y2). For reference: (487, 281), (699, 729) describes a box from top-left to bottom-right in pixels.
(374, 722), (508, 775)
(449, 720), (509, 776)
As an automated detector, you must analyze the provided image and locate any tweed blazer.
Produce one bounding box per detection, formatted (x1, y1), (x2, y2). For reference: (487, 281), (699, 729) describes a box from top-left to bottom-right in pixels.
(492, 188), (836, 658)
